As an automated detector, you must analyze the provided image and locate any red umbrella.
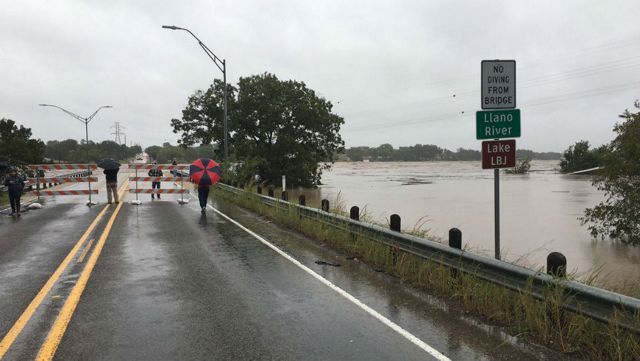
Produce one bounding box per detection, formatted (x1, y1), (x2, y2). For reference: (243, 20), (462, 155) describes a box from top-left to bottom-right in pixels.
(189, 159), (222, 186)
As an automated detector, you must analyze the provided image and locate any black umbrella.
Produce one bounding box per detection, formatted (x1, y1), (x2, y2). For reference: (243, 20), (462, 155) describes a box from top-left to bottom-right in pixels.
(97, 158), (121, 170)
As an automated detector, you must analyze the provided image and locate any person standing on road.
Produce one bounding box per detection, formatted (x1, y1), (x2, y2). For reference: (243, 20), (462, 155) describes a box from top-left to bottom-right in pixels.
(197, 184), (210, 213)
(148, 161), (163, 200)
(171, 159), (178, 177)
(4, 168), (24, 216)
(103, 166), (119, 204)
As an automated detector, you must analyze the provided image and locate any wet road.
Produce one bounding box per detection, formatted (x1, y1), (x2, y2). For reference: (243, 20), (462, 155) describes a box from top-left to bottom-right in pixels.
(0, 174), (567, 360)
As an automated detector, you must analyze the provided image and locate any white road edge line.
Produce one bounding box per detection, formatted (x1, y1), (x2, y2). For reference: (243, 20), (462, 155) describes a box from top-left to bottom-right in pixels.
(205, 201), (451, 361)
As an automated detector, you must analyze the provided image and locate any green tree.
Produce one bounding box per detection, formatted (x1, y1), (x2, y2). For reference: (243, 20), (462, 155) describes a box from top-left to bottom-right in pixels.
(0, 118), (45, 165)
(559, 140), (604, 173)
(171, 73), (345, 186)
(145, 145), (162, 160)
(171, 79), (237, 154)
(582, 101), (640, 245)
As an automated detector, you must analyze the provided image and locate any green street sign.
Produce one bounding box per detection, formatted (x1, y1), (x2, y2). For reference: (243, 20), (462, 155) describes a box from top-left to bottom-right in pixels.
(476, 109), (521, 140)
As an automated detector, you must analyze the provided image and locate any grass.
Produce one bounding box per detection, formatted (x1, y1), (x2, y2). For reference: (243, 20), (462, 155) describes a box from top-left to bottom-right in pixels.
(213, 185), (640, 360)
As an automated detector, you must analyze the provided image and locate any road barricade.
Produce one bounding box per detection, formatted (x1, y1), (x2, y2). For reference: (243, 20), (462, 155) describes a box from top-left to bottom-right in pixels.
(27, 165), (98, 202)
(128, 164), (189, 204)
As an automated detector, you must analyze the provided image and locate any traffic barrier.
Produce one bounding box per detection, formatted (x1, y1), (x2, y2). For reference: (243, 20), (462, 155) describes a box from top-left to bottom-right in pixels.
(28, 164), (97, 170)
(28, 177), (97, 183)
(129, 189), (188, 194)
(128, 164), (188, 170)
(128, 164), (189, 205)
(128, 177), (180, 182)
(28, 164), (98, 203)
(34, 190), (99, 196)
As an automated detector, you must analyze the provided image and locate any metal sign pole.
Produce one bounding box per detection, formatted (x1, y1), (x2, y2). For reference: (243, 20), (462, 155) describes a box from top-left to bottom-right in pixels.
(494, 168), (500, 260)
(180, 166), (184, 204)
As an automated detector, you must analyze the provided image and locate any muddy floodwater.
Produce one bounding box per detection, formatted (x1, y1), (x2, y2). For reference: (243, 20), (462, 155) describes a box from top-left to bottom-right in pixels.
(306, 160), (640, 289)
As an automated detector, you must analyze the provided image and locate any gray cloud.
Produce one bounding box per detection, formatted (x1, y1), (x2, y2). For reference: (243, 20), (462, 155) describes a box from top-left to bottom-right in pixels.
(1, 0), (638, 152)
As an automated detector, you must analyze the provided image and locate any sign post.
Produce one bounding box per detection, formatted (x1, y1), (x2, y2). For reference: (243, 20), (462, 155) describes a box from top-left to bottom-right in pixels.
(480, 60), (518, 260)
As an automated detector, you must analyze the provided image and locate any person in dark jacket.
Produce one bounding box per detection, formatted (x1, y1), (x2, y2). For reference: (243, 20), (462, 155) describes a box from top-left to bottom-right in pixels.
(103, 167), (119, 204)
(148, 161), (163, 200)
(4, 168), (25, 216)
(198, 184), (210, 213)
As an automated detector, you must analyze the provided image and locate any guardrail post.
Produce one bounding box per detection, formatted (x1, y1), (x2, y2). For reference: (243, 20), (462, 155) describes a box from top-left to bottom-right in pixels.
(390, 214), (401, 232)
(547, 252), (567, 278)
(350, 206), (359, 221)
(298, 195), (305, 206)
(349, 206), (360, 244)
(281, 190), (288, 201)
(268, 187), (274, 197)
(257, 186), (262, 194)
(449, 228), (462, 249)
(321, 199), (329, 212)
(390, 214), (401, 266)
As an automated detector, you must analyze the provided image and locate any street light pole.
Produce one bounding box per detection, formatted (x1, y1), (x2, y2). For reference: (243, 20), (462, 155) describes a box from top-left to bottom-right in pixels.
(39, 104), (112, 206)
(162, 25), (228, 161)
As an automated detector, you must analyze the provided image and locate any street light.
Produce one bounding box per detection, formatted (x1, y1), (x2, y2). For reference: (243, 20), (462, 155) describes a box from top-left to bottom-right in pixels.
(162, 25), (228, 161)
(39, 104), (112, 206)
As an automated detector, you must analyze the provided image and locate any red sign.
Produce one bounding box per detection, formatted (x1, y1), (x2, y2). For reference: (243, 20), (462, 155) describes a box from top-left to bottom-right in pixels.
(482, 140), (516, 169)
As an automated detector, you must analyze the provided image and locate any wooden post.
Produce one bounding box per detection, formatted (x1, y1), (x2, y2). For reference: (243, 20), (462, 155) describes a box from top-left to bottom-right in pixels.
(390, 214), (401, 232)
(547, 252), (567, 278)
(449, 228), (462, 249)
(350, 206), (359, 221)
(321, 199), (329, 212)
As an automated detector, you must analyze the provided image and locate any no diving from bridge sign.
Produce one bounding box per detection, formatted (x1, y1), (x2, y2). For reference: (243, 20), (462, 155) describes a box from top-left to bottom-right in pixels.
(481, 60), (515, 109)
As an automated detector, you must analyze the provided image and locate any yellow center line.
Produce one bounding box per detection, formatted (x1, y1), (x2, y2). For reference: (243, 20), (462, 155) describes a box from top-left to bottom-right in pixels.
(76, 238), (95, 264)
(35, 180), (129, 361)
(0, 211), (106, 357)
(0, 180), (128, 360)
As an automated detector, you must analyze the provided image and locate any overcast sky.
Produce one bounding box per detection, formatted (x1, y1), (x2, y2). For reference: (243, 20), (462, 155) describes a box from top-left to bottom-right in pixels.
(1, 0), (639, 152)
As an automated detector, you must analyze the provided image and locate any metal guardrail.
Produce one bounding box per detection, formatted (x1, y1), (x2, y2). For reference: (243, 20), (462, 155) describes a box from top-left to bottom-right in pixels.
(217, 183), (640, 333)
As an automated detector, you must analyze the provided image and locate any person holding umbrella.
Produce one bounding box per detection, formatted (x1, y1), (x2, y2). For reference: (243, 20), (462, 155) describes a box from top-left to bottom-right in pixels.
(189, 158), (222, 213)
(4, 168), (25, 216)
(98, 158), (121, 204)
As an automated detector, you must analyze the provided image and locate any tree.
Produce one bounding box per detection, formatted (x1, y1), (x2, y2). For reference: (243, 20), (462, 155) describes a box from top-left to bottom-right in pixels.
(145, 145), (162, 160)
(559, 140), (603, 173)
(582, 101), (640, 245)
(0, 118), (45, 165)
(171, 73), (345, 186)
(171, 79), (237, 154)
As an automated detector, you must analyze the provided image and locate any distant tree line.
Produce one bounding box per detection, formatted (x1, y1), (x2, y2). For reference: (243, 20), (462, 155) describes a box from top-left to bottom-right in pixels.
(343, 143), (561, 162)
(144, 143), (216, 163)
(45, 139), (142, 163)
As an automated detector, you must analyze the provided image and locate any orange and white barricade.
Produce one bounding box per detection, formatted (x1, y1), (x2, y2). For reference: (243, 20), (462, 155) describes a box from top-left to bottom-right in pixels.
(28, 164), (99, 203)
(127, 164), (189, 205)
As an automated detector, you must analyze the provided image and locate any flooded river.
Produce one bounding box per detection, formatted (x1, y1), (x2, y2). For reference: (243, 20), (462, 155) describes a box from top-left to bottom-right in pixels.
(311, 160), (640, 289)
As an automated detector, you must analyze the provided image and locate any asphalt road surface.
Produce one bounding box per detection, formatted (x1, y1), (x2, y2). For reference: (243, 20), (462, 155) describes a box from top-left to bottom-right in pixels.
(0, 171), (568, 360)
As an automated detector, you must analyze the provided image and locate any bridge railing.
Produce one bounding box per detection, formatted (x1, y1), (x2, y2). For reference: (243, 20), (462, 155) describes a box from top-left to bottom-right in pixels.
(216, 182), (640, 334)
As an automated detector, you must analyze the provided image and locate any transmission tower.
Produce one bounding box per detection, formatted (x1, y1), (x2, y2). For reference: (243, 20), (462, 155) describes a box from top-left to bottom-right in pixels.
(111, 122), (126, 145)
